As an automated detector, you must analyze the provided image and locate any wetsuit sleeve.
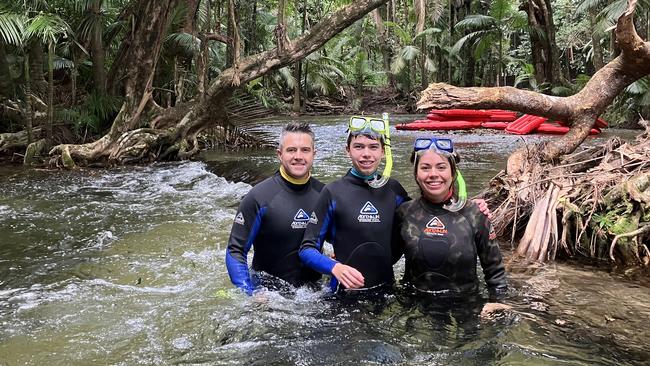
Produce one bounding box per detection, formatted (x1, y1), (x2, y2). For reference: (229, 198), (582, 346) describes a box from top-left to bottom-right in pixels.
(225, 192), (264, 295)
(391, 204), (406, 264)
(390, 180), (410, 264)
(299, 188), (338, 274)
(475, 213), (508, 300)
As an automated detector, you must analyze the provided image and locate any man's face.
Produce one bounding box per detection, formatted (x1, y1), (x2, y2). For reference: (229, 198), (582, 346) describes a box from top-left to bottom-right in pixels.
(346, 134), (384, 176)
(277, 132), (315, 179)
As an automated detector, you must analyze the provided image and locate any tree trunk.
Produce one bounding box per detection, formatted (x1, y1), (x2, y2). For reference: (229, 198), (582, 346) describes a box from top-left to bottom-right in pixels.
(370, 9), (395, 88)
(0, 43), (13, 98)
(50, 0), (391, 166)
(46, 41), (54, 143)
(420, 36), (427, 89)
(523, 0), (564, 85)
(448, 0), (455, 83)
(293, 62), (301, 112)
(184, 0), (199, 32)
(589, 8), (605, 71)
(197, 0), (211, 102)
(90, 0), (107, 95)
(28, 41), (46, 96)
(23, 53), (34, 144)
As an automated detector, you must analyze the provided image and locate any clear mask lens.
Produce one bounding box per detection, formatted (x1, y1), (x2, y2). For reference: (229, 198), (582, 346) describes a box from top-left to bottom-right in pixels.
(349, 116), (386, 135)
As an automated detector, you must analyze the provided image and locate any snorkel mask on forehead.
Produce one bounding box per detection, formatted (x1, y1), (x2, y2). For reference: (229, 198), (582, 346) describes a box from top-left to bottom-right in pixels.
(413, 137), (467, 212)
(348, 114), (393, 188)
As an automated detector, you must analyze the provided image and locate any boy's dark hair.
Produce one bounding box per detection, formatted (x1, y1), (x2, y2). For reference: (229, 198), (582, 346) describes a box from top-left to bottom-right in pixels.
(346, 132), (385, 148)
(279, 122), (315, 148)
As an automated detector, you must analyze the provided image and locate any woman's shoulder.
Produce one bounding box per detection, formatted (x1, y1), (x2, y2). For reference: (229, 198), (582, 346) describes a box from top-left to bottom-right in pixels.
(460, 200), (489, 227)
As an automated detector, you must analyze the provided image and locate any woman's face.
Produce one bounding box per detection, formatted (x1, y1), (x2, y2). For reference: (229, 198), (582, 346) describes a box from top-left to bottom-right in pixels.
(416, 150), (454, 203)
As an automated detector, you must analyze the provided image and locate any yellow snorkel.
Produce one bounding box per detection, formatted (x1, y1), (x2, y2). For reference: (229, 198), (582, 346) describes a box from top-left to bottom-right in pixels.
(367, 113), (392, 189)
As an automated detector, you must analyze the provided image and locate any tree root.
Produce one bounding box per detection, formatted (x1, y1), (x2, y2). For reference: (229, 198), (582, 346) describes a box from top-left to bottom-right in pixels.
(485, 126), (650, 267)
(610, 224), (650, 263)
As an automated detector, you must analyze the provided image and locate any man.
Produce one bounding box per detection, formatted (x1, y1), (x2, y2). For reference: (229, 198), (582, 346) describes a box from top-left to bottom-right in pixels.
(299, 117), (408, 291)
(225, 122), (323, 295)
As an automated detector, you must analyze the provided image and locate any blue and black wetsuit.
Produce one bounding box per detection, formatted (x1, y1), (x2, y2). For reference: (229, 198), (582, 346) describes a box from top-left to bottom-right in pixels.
(396, 197), (507, 299)
(299, 171), (410, 291)
(226, 172), (324, 294)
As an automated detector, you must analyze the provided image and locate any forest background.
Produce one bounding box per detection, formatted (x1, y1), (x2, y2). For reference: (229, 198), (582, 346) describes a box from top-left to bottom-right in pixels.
(0, 0), (649, 165)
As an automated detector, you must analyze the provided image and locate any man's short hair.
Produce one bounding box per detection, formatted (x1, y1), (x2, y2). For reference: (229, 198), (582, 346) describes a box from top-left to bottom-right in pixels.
(278, 122), (315, 148)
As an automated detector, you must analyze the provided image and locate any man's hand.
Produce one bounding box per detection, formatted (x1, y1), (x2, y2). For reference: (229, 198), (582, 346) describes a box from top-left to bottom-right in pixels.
(332, 263), (365, 289)
(472, 198), (492, 219)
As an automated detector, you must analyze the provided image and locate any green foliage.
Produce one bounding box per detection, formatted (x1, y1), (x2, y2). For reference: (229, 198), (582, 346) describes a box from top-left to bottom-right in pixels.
(58, 92), (122, 136)
(0, 8), (26, 45)
(25, 13), (71, 45)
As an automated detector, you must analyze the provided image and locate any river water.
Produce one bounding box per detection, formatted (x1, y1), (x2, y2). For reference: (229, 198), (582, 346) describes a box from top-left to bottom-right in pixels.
(0, 116), (648, 365)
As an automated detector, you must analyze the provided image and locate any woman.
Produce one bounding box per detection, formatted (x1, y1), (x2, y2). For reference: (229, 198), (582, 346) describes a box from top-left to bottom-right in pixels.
(396, 137), (507, 305)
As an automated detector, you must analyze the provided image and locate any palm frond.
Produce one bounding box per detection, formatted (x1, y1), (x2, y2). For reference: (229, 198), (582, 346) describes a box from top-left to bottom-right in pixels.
(424, 55), (436, 73)
(0, 10), (26, 45)
(428, 0), (445, 24)
(84, 91), (122, 123)
(599, 0), (628, 25)
(277, 66), (297, 89)
(53, 56), (74, 70)
(400, 45), (420, 61)
(489, 0), (513, 20)
(390, 53), (406, 74)
(309, 73), (338, 95)
(455, 15), (496, 30)
(413, 27), (442, 42)
(76, 7), (105, 43)
(474, 34), (496, 59)
(165, 32), (200, 55)
(25, 13), (71, 44)
(625, 77), (649, 95)
(450, 30), (488, 55)
(576, 0), (604, 14)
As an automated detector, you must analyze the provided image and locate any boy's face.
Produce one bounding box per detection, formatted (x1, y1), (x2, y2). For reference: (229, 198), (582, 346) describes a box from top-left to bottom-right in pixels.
(346, 134), (384, 176)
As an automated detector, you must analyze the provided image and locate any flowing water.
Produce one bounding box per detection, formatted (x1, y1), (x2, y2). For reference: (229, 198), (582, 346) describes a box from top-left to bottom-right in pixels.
(0, 116), (648, 365)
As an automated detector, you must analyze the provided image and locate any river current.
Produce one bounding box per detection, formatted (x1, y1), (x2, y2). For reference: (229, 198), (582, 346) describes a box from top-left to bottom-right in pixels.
(0, 116), (647, 365)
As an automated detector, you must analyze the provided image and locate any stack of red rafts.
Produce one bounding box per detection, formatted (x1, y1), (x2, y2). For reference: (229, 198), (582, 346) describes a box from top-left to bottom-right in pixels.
(396, 109), (606, 135)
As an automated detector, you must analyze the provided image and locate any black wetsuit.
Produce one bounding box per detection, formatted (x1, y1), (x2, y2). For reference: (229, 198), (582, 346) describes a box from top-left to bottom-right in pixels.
(396, 196), (507, 298)
(226, 172), (324, 294)
(299, 171), (410, 291)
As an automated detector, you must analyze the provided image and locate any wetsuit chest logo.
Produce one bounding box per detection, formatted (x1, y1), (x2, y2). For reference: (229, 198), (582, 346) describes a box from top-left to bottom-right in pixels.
(234, 212), (245, 225)
(291, 209), (310, 229)
(358, 201), (381, 223)
(424, 216), (448, 236)
(309, 211), (318, 224)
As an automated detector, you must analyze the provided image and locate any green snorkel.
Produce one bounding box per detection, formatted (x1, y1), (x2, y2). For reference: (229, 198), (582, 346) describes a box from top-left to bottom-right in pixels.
(443, 169), (467, 212)
(367, 112), (393, 189)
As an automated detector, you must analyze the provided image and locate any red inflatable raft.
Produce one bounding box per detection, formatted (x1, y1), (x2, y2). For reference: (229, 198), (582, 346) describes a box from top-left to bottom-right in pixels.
(535, 124), (601, 135)
(505, 115), (547, 135)
(396, 120), (484, 131)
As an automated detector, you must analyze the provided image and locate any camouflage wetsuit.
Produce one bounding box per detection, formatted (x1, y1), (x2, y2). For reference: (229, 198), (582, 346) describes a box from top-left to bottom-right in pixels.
(396, 196), (507, 298)
(299, 171), (410, 291)
(226, 172), (324, 294)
